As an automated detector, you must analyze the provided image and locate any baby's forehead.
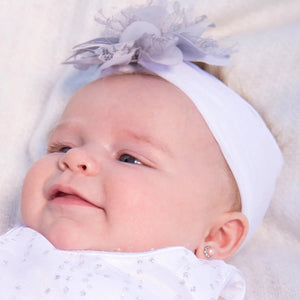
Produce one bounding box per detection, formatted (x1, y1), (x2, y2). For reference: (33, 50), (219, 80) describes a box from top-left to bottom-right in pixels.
(77, 73), (203, 118)
(59, 73), (218, 151)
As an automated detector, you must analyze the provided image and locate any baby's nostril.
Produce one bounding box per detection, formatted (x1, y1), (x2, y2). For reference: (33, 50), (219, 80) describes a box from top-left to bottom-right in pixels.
(80, 164), (87, 171)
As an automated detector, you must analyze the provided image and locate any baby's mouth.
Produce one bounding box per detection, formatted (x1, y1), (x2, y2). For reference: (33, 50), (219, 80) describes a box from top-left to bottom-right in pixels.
(48, 186), (97, 208)
(51, 191), (84, 201)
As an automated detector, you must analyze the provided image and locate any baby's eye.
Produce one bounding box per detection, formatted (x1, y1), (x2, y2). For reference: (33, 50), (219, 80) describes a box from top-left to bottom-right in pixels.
(47, 144), (72, 154)
(59, 146), (71, 153)
(119, 154), (143, 165)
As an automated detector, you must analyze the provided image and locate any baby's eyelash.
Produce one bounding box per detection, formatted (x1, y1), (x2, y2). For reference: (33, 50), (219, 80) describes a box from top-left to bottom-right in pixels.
(47, 143), (72, 154)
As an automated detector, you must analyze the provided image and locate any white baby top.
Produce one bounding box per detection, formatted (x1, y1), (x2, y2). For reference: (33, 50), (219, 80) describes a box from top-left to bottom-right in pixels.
(0, 226), (245, 299)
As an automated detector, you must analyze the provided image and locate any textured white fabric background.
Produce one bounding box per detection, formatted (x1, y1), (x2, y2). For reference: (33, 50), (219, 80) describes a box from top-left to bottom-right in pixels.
(0, 1), (299, 299)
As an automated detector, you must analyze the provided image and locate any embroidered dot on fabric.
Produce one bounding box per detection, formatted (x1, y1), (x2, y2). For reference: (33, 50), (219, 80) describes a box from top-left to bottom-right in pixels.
(184, 264), (191, 271)
(78, 260), (85, 267)
(94, 263), (103, 274)
(138, 280), (143, 289)
(70, 266), (76, 272)
(179, 279), (185, 286)
(215, 273), (222, 284)
(190, 286), (196, 292)
(149, 257), (155, 263)
(120, 286), (130, 300)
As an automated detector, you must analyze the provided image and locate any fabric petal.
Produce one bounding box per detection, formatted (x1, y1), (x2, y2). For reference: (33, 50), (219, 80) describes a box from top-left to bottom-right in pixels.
(120, 21), (161, 43)
(100, 51), (136, 70)
(142, 45), (183, 65)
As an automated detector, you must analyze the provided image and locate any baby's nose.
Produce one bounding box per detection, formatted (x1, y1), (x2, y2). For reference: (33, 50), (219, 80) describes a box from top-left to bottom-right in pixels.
(58, 147), (100, 176)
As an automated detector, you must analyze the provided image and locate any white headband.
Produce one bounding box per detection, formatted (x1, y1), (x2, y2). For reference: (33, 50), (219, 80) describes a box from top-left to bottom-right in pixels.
(60, 3), (283, 242)
(138, 60), (283, 242)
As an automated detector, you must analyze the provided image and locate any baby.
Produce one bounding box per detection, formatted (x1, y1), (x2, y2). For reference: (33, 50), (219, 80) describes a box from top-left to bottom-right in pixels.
(0, 4), (283, 300)
(22, 73), (245, 257)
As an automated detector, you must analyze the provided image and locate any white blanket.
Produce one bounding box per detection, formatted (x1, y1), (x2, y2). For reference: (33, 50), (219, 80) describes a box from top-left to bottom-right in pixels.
(0, 1), (299, 299)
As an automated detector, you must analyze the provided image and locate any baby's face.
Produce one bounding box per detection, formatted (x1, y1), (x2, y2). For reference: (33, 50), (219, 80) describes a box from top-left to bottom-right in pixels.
(21, 74), (233, 253)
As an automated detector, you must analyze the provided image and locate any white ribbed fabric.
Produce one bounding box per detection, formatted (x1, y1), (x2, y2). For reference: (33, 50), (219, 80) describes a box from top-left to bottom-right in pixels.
(140, 60), (283, 242)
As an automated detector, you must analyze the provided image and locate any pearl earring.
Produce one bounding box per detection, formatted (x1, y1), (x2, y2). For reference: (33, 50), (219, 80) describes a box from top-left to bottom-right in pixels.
(204, 245), (215, 259)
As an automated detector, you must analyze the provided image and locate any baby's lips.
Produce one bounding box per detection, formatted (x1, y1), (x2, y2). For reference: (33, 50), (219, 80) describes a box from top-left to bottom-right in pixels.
(46, 182), (104, 210)
(47, 184), (92, 205)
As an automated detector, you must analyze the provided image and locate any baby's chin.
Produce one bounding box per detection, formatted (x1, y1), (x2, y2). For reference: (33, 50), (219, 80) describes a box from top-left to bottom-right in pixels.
(27, 221), (195, 253)
(42, 231), (166, 253)
(36, 225), (128, 252)
(29, 222), (97, 251)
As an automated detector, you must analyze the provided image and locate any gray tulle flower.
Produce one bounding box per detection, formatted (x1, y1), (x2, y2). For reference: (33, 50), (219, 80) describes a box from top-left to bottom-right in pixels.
(64, 2), (232, 70)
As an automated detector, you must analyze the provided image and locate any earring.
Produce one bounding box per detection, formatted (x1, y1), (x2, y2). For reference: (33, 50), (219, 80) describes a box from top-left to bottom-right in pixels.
(204, 245), (215, 259)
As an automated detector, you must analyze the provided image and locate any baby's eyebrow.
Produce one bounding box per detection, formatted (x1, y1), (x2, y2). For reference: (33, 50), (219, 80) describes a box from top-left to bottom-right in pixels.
(123, 129), (171, 155)
(47, 124), (63, 140)
(48, 123), (171, 155)
(47, 122), (76, 140)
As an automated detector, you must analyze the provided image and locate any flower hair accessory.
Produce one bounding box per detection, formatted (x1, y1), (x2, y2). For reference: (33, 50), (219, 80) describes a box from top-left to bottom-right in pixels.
(63, 2), (232, 71)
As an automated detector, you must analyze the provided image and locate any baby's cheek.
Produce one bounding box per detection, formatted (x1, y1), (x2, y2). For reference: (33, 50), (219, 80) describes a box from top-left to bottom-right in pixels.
(20, 158), (54, 226)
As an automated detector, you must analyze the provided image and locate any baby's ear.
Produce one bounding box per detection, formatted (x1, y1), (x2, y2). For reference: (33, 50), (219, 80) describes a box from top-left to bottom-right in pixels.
(195, 212), (249, 260)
